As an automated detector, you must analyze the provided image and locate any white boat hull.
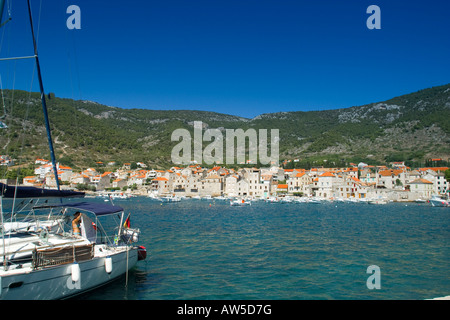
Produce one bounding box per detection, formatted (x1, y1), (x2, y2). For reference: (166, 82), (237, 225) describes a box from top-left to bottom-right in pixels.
(0, 246), (138, 300)
(430, 199), (449, 207)
(230, 200), (251, 206)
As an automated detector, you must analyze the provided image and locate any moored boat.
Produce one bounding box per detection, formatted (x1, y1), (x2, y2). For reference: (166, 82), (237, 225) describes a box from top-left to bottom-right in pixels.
(0, 0), (146, 299)
(429, 195), (449, 207)
(160, 195), (181, 202)
(368, 199), (388, 205)
(230, 199), (251, 206)
(0, 201), (145, 300)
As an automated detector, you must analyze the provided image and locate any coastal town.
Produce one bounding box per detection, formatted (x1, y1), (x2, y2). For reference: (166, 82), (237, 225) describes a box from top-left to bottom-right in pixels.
(2, 155), (449, 203)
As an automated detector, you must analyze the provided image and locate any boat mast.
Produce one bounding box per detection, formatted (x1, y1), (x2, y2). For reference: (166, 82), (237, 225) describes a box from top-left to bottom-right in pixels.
(0, 0), (6, 271)
(26, 0), (60, 190)
(0, 0), (5, 26)
(0, 0), (10, 28)
(0, 0), (5, 262)
(0, 0), (9, 27)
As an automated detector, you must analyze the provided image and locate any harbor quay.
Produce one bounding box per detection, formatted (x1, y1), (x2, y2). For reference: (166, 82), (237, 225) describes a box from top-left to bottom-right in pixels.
(10, 158), (449, 203)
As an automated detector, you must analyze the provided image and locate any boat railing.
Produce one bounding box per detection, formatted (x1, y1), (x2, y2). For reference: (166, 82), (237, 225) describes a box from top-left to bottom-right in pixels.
(0, 239), (88, 269)
(32, 243), (94, 269)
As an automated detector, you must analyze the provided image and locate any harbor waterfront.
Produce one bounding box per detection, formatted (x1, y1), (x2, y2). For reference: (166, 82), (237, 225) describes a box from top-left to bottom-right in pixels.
(75, 197), (449, 300)
(1, 0), (448, 302)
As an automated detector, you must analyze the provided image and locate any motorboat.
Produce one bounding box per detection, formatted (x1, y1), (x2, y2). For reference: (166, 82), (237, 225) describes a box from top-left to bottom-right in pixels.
(368, 199), (388, 205)
(230, 199), (251, 206)
(429, 195), (449, 207)
(160, 195), (181, 202)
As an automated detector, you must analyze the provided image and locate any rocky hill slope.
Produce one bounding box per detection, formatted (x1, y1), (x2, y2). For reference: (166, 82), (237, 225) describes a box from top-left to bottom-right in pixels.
(1, 83), (449, 169)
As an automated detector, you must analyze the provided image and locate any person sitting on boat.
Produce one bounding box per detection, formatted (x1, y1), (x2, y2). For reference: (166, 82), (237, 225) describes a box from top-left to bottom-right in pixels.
(72, 212), (82, 236)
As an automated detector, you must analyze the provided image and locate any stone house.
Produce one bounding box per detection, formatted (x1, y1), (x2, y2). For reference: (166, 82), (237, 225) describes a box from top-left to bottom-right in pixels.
(236, 179), (249, 197)
(334, 176), (368, 199)
(409, 178), (433, 199)
(316, 172), (335, 199)
(151, 176), (170, 195)
(423, 170), (449, 195)
(224, 175), (239, 197)
(112, 178), (127, 189)
(288, 172), (312, 194)
(186, 175), (201, 197)
(377, 169), (407, 189)
(199, 174), (222, 197)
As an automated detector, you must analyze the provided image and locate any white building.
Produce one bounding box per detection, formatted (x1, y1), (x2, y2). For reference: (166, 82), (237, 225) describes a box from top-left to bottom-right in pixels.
(224, 175), (239, 197)
(200, 174), (222, 197)
(236, 179), (249, 197)
(423, 171), (449, 195)
(409, 178), (433, 199)
(151, 177), (170, 195)
(35, 163), (53, 179)
(377, 169), (407, 189)
(316, 172), (335, 199)
(288, 172), (311, 194)
(333, 176), (368, 199)
(186, 175), (201, 197)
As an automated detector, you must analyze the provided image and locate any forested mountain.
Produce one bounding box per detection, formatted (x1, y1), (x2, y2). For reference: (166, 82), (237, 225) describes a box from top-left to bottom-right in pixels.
(1, 83), (449, 169)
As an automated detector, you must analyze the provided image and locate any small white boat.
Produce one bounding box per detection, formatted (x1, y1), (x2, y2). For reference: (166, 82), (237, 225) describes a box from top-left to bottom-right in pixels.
(111, 193), (130, 200)
(295, 197), (308, 203)
(230, 199), (251, 206)
(280, 197), (294, 203)
(368, 199), (388, 205)
(160, 195), (181, 202)
(265, 197), (279, 203)
(214, 196), (228, 201)
(429, 195), (449, 207)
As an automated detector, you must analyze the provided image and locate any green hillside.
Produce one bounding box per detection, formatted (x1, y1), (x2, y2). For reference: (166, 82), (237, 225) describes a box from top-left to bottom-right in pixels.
(1, 83), (449, 169)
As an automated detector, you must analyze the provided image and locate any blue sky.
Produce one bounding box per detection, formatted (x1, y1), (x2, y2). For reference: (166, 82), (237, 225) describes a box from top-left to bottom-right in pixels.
(1, 0), (449, 118)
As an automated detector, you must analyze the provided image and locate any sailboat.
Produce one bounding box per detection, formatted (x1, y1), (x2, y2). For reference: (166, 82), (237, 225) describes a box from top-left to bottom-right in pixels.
(0, 200), (145, 299)
(0, 0), (146, 299)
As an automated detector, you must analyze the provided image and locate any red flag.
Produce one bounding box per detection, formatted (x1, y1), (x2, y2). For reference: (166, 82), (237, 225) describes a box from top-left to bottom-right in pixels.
(123, 217), (130, 229)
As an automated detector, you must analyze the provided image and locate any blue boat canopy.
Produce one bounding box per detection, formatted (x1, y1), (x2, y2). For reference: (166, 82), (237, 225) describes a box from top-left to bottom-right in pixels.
(0, 183), (85, 199)
(54, 202), (124, 216)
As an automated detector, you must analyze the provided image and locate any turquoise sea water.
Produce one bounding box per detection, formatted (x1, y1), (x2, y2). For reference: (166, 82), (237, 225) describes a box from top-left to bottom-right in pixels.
(77, 198), (449, 300)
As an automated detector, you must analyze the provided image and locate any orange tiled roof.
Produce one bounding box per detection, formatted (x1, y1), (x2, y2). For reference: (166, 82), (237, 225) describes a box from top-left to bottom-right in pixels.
(319, 172), (335, 177)
(378, 169), (404, 177)
(410, 178), (433, 184)
(419, 167), (449, 172)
